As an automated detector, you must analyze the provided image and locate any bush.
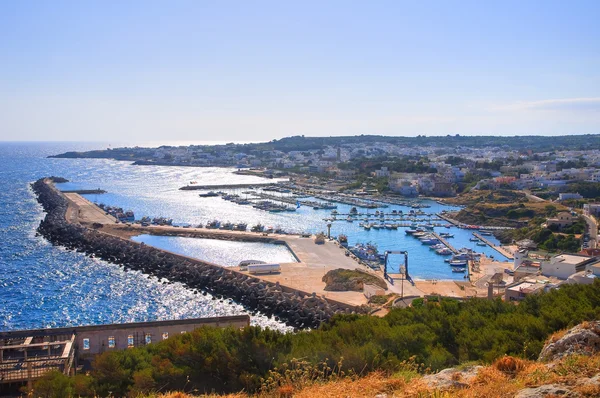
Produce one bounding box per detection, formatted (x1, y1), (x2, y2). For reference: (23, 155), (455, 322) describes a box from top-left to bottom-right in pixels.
(44, 281), (600, 395)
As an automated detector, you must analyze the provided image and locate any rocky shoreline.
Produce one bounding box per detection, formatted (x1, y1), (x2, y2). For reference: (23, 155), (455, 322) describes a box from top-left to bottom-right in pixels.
(32, 177), (364, 329)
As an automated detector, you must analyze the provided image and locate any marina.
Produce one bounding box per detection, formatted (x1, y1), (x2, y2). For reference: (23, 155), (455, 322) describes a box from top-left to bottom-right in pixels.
(0, 142), (517, 334)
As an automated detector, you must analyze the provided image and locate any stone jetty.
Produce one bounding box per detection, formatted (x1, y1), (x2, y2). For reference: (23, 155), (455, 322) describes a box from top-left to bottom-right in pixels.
(32, 178), (365, 329)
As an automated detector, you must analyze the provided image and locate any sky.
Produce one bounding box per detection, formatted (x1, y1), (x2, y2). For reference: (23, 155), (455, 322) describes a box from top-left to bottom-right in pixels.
(0, 0), (599, 142)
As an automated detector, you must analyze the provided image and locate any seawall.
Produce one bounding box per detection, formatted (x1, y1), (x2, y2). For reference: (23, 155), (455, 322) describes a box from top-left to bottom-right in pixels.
(32, 178), (363, 329)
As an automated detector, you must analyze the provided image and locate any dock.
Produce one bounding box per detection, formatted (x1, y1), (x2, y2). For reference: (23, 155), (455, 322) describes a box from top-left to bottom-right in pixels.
(431, 232), (459, 254)
(437, 212), (462, 227)
(179, 183), (275, 190)
(472, 232), (514, 260)
(61, 189), (106, 194)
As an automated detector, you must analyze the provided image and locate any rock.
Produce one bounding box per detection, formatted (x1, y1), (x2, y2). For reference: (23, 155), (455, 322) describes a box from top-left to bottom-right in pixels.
(539, 321), (600, 362)
(514, 384), (578, 397)
(575, 373), (600, 388)
(421, 366), (482, 390)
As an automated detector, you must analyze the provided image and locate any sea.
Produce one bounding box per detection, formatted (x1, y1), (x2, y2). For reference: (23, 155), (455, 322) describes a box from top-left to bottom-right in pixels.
(0, 142), (508, 332)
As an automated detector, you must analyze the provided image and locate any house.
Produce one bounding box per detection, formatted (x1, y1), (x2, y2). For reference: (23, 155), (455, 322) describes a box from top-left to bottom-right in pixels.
(583, 203), (600, 217)
(541, 254), (600, 280)
(374, 167), (390, 177)
(431, 181), (455, 197)
(545, 212), (577, 229)
(505, 279), (547, 301)
(565, 270), (598, 285)
(558, 192), (583, 201)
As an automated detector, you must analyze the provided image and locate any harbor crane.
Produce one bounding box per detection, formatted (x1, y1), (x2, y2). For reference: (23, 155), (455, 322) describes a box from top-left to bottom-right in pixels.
(383, 250), (411, 297)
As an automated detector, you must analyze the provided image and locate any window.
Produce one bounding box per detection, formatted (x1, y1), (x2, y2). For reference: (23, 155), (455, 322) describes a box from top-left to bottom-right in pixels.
(145, 334), (152, 345)
(127, 335), (134, 348)
(82, 338), (90, 350)
(108, 336), (115, 348)
(162, 332), (168, 340)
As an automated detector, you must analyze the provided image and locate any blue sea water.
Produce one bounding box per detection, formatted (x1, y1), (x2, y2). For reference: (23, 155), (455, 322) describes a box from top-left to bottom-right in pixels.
(0, 142), (289, 331)
(130, 235), (298, 266)
(0, 142), (508, 332)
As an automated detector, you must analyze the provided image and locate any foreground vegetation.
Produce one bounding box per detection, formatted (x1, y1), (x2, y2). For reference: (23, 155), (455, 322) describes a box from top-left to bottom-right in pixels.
(32, 281), (600, 397)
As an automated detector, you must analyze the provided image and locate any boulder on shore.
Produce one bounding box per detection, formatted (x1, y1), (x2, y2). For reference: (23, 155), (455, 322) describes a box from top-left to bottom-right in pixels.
(539, 321), (600, 362)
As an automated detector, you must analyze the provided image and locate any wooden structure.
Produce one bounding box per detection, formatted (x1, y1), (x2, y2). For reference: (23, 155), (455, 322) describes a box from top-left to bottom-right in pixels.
(0, 330), (75, 389)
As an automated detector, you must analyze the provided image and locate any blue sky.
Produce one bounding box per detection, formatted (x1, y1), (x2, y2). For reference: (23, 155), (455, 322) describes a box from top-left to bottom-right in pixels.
(1, 0), (599, 142)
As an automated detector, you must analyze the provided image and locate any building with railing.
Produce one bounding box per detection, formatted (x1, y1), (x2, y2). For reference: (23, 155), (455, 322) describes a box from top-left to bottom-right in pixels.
(0, 315), (249, 390)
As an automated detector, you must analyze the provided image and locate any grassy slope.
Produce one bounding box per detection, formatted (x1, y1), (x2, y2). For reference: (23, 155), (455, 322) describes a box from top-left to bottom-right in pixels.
(445, 190), (568, 227)
(151, 352), (600, 397)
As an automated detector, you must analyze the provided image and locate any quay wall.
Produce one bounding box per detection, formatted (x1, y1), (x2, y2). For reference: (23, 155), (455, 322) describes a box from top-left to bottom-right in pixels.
(32, 178), (362, 329)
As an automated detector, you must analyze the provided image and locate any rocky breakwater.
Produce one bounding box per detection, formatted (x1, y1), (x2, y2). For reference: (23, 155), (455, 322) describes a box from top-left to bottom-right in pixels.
(32, 178), (363, 329)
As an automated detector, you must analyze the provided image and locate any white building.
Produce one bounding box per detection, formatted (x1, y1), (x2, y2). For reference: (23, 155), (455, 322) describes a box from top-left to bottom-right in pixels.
(558, 192), (583, 201)
(541, 254), (600, 280)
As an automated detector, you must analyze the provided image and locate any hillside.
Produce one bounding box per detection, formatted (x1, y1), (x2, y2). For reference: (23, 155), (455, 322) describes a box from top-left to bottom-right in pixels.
(35, 322), (600, 397)
(446, 190), (569, 227)
(26, 281), (600, 397)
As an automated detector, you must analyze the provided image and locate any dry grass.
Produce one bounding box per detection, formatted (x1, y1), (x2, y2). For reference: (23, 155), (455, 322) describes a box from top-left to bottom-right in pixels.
(148, 353), (600, 398)
(549, 328), (570, 343)
(493, 356), (526, 377)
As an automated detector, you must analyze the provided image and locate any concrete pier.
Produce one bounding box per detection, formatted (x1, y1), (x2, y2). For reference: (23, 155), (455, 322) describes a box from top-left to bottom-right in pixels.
(472, 232), (514, 260)
(431, 232), (458, 254)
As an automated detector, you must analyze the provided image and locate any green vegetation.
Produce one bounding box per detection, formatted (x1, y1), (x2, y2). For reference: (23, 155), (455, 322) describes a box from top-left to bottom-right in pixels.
(322, 269), (387, 291)
(449, 190), (561, 227)
(33, 281), (600, 396)
(497, 214), (584, 253)
(338, 155), (436, 174)
(565, 182), (600, 200)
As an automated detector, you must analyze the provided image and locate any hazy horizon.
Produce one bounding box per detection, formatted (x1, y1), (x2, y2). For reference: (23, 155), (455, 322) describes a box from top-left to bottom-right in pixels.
(1, 1), (599, 141)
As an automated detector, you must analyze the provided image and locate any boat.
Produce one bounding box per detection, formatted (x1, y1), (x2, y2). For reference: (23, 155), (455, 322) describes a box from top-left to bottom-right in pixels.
(206, 220), (221, 229)
(220, 222), (234, 230)
(346, 216), (353, 222)
(436, 248), (453, 255)
(199, 191), (219, 197)
(476, 242), (487, 247)
(469, 237), (480, 242)
(234, 223), (247, 231)
(449, 260), (467, 266)
(452, 267), (466, 273)
(405, 229), (418, 235)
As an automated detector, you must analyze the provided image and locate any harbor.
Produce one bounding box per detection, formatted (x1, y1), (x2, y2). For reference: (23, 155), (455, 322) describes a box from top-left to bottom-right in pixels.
(55, 183), (512, 308)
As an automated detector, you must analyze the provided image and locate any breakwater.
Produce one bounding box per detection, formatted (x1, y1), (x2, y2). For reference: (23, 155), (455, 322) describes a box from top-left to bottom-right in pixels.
(32, 178), (362, 329)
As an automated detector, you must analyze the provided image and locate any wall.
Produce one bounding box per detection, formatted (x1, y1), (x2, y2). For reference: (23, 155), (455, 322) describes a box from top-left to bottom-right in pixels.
(0, 315), (250, 360)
